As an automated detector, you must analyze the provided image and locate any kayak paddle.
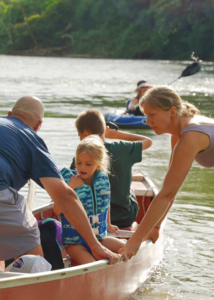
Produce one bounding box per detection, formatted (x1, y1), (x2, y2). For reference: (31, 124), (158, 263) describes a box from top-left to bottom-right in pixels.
(106, 121), (118, 131)
(168, 52), (202, 85)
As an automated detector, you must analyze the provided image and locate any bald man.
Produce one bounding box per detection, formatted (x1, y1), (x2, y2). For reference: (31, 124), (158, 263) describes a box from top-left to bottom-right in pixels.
(0, 96), (119, 268)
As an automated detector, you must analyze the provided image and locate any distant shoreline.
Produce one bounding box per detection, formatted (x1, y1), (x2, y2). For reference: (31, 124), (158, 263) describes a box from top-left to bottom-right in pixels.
(4, 47), (105, 59)
(2, 50), (214, 63)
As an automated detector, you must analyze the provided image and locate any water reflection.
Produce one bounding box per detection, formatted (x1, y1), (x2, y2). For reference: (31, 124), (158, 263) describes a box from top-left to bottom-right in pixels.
(0, 55), (214, 118)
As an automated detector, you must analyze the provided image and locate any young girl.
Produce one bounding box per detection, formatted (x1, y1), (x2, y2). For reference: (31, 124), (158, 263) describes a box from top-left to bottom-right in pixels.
(54, 135), (126, 265)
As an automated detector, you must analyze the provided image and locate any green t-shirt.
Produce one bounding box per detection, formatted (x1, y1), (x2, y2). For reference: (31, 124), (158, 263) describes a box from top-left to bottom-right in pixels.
(70, 140), (142, 228)
(105, 141), (142, 228)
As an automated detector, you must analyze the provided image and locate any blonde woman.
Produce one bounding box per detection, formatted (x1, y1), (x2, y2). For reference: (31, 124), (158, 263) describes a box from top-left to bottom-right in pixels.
(54, 135), (125, 264)
(121, 86), (214, 260)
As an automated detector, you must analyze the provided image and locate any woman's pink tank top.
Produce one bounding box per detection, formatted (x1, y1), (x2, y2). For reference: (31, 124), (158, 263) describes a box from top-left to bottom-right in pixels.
(180, 124), (214, 168)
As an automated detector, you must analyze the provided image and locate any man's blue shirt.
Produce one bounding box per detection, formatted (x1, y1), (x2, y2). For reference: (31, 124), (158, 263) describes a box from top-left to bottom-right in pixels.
(0, 116), (62, 191)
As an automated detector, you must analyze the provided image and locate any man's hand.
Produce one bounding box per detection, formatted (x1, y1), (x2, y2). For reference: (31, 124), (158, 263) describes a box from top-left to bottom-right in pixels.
(90, 242), (120, 265)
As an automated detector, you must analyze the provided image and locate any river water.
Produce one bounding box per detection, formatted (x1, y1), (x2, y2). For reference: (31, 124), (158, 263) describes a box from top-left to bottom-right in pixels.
(0, 55), (214, 300)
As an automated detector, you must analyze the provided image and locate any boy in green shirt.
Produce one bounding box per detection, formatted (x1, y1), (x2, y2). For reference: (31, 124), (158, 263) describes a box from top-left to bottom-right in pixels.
(71, 109), (152, 228)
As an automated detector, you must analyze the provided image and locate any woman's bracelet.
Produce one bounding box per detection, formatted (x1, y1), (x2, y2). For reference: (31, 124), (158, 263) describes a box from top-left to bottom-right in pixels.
(154, 226), (160, 229)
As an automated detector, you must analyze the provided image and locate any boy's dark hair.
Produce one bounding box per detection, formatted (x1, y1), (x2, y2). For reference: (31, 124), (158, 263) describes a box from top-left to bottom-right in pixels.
(75, 109), (106, 135)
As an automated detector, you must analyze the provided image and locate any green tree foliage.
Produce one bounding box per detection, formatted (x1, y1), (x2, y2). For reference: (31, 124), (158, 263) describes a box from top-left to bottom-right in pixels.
(0, 0), (213, 60)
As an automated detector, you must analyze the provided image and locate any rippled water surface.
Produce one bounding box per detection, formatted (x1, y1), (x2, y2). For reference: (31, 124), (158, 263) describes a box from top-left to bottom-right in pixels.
(0, 55), (214, 300)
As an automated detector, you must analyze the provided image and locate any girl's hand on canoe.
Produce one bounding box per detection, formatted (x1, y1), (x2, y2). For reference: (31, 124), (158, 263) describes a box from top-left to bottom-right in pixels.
(107, 223), (119, 235)
(118, 237), (142, 261)
(90, 243), (120, 265)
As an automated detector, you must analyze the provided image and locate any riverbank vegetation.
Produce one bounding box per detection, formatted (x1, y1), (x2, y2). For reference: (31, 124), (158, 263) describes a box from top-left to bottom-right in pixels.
(0, 0), (213, 60)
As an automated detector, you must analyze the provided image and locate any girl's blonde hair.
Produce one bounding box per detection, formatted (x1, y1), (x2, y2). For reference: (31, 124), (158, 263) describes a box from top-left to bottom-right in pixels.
(140, 86), (200, 117)
(75, 135), (110, 173)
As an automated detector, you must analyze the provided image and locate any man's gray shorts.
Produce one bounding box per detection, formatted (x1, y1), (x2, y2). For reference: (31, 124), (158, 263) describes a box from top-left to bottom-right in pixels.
(0, 187), (40, 261)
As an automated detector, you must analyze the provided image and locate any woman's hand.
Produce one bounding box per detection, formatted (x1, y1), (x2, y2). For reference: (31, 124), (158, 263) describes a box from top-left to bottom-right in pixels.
(68, 175), (84, 189)
(143, 227), (160, 244)
(107, 223), (119, 235)
(118, 236), (142, 261)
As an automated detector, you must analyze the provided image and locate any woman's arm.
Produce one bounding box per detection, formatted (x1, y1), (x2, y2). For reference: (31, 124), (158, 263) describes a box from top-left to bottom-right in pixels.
(142, 135), (179, 242)
(105, 127), (152, 150)
(120, 131), (203, 260)
(152, 135), (179, 227)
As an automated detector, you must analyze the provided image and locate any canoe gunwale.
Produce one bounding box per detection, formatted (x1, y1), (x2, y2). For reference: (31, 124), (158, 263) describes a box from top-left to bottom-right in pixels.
(0, 239), (153, 289)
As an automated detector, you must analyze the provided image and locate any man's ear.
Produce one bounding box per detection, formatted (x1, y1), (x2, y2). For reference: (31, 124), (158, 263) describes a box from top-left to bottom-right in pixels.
(34, 120), (43, 132)
(8, 111), (12, 116)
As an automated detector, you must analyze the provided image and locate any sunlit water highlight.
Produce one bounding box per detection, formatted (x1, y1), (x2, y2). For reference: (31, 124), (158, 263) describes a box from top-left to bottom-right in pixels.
(0, 55), (214, 300)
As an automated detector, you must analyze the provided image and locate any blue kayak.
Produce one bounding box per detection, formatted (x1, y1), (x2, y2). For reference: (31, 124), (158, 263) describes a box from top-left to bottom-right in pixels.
(104, 109), (151, 129)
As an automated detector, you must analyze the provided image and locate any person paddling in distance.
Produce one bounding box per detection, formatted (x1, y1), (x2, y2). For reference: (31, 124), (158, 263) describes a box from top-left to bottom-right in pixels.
(120, 86), (214, 261)
(54, 135), (126, 265)
(127, 80), (152, 116)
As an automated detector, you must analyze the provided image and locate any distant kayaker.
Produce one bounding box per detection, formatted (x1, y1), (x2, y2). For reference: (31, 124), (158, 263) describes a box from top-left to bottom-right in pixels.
(120, 86), (214, 261)
(127, 80), (152, 116)
(0, 96), (120, 270)
(54, 135), (126, 265)
(70, 109), (152, 229)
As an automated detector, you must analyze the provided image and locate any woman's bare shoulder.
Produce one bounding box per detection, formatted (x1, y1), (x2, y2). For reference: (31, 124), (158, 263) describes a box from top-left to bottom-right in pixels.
(188, 115), (214, 125)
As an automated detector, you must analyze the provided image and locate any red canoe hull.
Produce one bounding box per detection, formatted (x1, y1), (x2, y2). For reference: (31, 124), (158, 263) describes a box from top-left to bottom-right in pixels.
(0, 233), (164, 300)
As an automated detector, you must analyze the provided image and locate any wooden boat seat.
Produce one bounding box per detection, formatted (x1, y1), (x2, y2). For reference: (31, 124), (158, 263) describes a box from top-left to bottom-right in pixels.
(131, 174), (155, 224)
(131, 180), (153, 197)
